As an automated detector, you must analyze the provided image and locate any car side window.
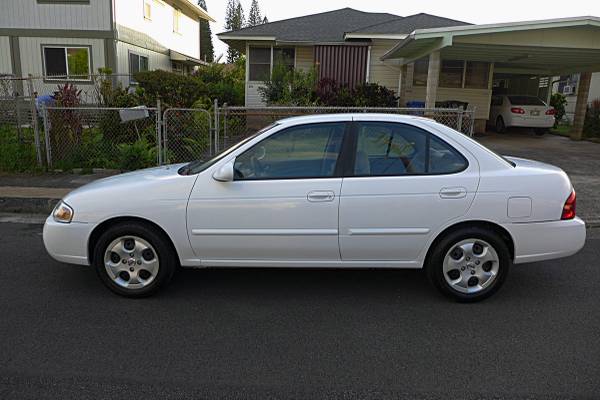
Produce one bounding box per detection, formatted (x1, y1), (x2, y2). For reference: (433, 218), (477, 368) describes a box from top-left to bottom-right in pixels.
(354, 122), (427, 176)
(233, 122), (345, 180)
(428, 134), (468, 174)
(352, 122), (467, 176)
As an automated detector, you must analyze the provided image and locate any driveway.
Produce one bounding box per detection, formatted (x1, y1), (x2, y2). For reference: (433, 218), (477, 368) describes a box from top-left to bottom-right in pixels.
(478, 132), (600, 222)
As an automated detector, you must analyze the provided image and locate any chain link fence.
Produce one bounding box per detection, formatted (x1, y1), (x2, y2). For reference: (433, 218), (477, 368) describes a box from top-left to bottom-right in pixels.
(162, 108), (213, 165)
(217, 106), (475, 150)
(42, 106), (159, 170)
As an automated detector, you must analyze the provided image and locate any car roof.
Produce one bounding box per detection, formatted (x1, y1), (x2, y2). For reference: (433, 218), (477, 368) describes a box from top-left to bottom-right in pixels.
(276, 113), (432, 126)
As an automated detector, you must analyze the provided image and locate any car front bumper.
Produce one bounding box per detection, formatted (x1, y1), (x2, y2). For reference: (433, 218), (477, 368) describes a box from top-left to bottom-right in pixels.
(507, 217), (586, 264)
(43, 216), (93, 266)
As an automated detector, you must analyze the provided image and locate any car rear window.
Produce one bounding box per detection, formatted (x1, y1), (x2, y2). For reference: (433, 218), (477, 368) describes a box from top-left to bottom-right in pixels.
(508, 96), (545, 106)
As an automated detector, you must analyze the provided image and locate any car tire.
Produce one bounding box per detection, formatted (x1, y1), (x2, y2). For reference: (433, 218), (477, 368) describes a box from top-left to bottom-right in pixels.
(426, 227), (511, 302)
(92, 222), (177, 298)
(534, 128), (548, 136)
(495, 116), (506, 133)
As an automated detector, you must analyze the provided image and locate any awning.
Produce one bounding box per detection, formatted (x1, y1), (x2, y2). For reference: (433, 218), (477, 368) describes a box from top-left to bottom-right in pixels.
(381, 16), (600, 75)
(170, 50), (207, 66)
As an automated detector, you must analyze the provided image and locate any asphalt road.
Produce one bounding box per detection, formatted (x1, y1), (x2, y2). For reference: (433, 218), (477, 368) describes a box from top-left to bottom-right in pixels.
(1, 222), (599, 400)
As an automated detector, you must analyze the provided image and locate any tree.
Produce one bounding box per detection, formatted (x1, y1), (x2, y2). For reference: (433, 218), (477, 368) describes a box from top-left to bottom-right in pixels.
(262, 16), (268, 24)
(224, 0), (245, 63)
(197, 0), (214, 62)
(247, 0), (262, 27)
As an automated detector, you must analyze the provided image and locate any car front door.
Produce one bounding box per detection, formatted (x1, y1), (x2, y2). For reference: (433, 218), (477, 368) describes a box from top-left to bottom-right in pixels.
(338, 120), (479, 265)
(186, 121), (349, 265)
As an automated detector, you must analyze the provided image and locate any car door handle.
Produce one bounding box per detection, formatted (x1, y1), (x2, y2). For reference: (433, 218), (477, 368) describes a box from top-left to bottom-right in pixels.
(307, 190), (335, 202)
(439, 187), (467, 199)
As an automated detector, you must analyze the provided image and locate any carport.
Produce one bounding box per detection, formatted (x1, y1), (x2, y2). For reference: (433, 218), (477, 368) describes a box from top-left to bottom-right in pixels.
(382, 17), (600, 139)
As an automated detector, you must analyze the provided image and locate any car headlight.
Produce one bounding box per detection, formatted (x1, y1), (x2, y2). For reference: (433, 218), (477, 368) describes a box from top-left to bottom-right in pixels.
(53, 201), (74, 223)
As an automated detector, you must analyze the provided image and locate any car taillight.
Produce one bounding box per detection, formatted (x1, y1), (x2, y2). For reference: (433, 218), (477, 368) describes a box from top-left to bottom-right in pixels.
(561, 190), (576, 220)
(511, 107), (525, 114)
(546, 108), (556, 115)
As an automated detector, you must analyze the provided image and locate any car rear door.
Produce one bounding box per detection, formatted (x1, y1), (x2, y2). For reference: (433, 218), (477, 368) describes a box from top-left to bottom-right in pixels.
(186, 120), (349, 264)
(338, 118), (480, 265)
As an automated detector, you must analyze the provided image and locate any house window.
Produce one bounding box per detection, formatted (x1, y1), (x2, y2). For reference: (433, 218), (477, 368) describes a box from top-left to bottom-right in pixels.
(248, 47), (271, 81)
(412, 57), (429, 86)
(43, 46), (90, 80)
(129, 52), (149, 82)
(273, 48), (295, 72)
(173, 8), (182, 33)
(439, 60), (464, 88)
(143, 0), (151, 20)
(465, 61), (490, 89)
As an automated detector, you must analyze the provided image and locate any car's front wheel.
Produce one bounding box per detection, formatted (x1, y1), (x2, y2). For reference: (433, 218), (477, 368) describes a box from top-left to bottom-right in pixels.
(427, 227), (511, 302)
(93, 222), (176, 297)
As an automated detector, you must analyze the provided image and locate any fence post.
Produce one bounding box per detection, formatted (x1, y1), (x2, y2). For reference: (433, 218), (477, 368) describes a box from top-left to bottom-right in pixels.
(13, 79), (22, 141)
(222, 102), (228, 150)
(456, 108), (463, 133)
(156, 98), (163, 165)
(42, 107), (52, 169)
(469, 110), (475, 137)
(26, 76), (43, 167)
(213, 98), (219, 154)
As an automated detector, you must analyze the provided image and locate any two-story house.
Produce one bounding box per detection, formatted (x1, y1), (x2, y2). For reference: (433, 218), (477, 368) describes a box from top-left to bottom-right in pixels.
(0, 0), (214, 95)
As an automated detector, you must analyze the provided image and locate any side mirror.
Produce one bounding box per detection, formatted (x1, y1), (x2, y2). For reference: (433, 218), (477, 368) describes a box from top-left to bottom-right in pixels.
(212, 160), (235, 182)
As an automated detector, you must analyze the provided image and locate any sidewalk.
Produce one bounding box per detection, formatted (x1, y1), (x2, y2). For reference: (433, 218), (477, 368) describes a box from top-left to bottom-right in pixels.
(0, 171), (117, 214)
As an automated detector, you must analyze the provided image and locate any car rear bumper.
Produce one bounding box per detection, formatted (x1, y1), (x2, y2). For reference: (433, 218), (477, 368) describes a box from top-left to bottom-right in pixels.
(506, 217), (586, 264)
(507, 115), (554, 128)
(43, 216), (92, 266)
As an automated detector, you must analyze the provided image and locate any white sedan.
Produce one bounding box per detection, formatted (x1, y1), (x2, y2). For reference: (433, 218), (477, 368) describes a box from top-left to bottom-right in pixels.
(490, 95), (556, 135)
(43, 114), (586, 301)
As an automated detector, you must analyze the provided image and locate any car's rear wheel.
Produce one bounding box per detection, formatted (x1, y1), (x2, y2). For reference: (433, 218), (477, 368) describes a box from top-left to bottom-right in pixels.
(534, 128), (548, 136)
(495, 116), (506, 133)
(426, 227), (511, 302)
(93, 222), (176, 297)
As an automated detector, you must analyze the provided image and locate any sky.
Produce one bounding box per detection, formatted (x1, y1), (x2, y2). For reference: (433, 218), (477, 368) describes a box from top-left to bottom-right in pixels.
(205, 0), (600, 61)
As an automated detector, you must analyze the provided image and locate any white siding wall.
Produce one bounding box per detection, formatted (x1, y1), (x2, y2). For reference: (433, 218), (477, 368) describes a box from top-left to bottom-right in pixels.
(115, 40), (171, 85)
(368, 39), (401, 93)
(0, 0), (111, 31)
(0, 37), (12, 74)
(114, 0), (200, 59)
(19, 36), (105, 95)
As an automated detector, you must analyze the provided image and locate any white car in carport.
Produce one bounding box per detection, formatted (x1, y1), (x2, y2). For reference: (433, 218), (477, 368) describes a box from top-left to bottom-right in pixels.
(490, 95), (556, 135)
(43, 114), (586, 302)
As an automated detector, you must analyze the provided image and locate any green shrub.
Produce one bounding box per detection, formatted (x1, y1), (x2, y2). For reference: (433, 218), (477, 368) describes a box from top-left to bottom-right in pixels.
(118, 138), (157, 171)
(194, 58), (245, 106)
(584, 99), (600, 138)
(550, 93), (568, 126)
(352, 83), (398, 107)
(134, 70), (205, 108)
(0, 126), (39, 172)
(258, 63), (319, 106)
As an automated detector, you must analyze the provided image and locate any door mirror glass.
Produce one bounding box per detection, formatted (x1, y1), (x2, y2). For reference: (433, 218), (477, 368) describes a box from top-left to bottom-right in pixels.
(212, 160), (234, 182)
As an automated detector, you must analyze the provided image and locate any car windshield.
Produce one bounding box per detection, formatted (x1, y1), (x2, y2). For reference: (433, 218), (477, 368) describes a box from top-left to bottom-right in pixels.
(179, 123), (279, 175)
(508, 96), (546, 106)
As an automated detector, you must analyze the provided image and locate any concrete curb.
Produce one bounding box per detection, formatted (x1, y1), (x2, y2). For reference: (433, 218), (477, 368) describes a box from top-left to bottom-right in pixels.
(0, 196), (60, 215)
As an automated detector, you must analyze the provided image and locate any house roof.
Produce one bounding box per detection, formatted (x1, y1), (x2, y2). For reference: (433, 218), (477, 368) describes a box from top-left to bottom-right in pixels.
(346, 13), (470, 36)
(175, 0), (215, 22)
(218, 8), (403, 43)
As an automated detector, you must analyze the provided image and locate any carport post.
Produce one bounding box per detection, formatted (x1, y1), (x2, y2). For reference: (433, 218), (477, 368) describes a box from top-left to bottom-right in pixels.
(397, 64), (408, 107)
(425, 51), (440, 110)
(570, 72), (592, 141)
